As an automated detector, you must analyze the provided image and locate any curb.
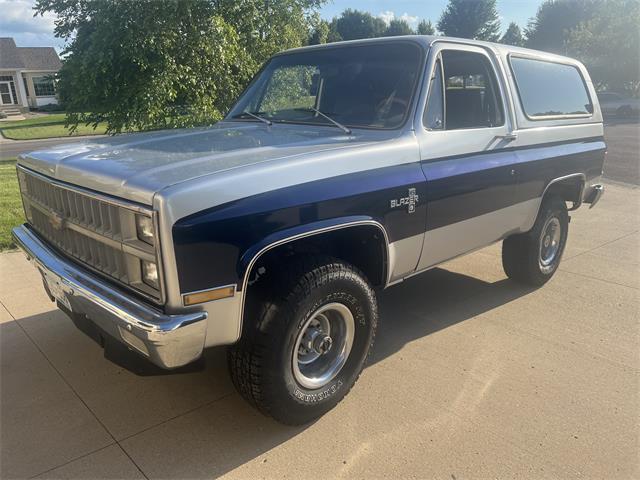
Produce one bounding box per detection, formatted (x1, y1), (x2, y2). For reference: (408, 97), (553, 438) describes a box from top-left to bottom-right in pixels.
(0, 133), (108, 144)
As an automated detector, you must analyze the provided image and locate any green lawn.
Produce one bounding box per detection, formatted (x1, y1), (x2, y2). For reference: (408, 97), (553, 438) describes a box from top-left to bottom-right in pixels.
(0, 114), (108, 140)
(0, 159), (22, 251)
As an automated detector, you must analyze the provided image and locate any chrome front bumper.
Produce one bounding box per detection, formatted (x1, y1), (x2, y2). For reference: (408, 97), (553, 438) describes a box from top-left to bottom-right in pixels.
(12, 225), (208, 369)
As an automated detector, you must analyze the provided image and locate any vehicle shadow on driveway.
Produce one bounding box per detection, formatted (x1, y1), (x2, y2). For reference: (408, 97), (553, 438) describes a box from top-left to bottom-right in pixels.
(371, 267), (535, 365)
(1, 266), (535, 478)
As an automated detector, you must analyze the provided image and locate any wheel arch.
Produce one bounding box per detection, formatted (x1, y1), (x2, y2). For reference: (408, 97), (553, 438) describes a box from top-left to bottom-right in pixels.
(237, 217), (390, 332)
(520, 173), (585, 233)
(542, 173), (586, 210)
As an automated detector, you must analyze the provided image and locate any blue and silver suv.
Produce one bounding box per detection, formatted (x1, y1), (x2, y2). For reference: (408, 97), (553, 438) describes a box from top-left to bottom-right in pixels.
(13, 36), (605, 424)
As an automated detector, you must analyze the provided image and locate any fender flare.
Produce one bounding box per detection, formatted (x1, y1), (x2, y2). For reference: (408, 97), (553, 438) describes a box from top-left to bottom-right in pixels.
(235, 216), (390, 331)
(542, 173), (586, 210)
(524, 173), (586, 231)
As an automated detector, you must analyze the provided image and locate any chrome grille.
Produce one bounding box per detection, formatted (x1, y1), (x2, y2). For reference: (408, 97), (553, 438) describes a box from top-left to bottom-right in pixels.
(17, 166), (163, 303)
(30, 208), (129, 282)
(22, 170), (124, 240)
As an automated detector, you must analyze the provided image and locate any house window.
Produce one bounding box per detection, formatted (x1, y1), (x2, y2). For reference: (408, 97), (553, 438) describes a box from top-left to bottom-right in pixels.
(32, 76), (56, 97)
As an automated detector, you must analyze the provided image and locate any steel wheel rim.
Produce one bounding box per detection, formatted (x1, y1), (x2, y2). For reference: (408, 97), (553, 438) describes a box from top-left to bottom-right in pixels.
(539, 216), (562, 273)
(292, 302), (355, 390)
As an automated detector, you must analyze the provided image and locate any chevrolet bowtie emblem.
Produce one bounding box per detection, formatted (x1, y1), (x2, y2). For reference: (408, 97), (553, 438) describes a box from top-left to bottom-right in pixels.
(48, 211), (65, 231)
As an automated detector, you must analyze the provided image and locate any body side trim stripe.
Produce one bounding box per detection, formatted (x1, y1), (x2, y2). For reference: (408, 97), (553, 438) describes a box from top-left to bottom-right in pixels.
(418, 197), (540, 271)
(171, 136), (604, 295)
(419, 134), (604, 163)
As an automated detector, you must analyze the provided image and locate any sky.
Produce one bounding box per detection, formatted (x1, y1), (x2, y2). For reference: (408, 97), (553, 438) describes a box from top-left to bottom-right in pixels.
(320, 0), (544, 32)
(0, 0), (63, 50)
(1, 0), (544, 54)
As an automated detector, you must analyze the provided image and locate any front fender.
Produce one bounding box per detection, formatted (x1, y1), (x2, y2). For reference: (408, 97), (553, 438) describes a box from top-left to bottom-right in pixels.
(237, 215), (389, 292)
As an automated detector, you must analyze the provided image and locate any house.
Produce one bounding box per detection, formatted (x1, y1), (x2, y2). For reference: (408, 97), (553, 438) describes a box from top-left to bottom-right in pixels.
(0, 37), (62, 114)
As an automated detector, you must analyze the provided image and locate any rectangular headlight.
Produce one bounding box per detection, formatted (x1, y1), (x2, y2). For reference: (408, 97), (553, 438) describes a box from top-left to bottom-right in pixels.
(141, 260), (159, 289)
(135, 214), (154, 245)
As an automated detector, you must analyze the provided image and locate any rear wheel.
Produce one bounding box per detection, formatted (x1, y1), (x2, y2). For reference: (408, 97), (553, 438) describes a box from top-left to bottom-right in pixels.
(502, 196), (569, 286)
(228, 256), (377, 425)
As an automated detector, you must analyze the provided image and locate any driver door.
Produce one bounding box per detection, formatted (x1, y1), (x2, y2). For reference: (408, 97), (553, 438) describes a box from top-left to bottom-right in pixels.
(415, 42), (520, 270)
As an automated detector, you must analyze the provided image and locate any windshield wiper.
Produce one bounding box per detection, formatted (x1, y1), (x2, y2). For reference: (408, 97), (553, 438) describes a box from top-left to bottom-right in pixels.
(232, 111), (272, 126)
(295, 107), (352, 135)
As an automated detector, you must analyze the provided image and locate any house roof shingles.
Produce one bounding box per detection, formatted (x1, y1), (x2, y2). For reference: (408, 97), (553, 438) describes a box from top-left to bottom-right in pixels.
(0, 37), (61, 71)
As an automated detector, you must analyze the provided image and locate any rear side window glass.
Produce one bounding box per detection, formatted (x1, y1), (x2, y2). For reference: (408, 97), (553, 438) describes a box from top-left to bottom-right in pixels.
(510, 57), (593, 118)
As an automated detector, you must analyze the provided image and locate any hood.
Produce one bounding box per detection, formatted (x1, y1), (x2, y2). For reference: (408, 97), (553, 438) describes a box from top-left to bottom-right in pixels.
(18, 121), (395, 205)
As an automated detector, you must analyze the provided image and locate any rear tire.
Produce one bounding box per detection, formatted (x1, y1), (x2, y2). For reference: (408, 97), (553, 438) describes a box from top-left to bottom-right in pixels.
(228, 256), (377, 425)
(502, 196), (569, 286)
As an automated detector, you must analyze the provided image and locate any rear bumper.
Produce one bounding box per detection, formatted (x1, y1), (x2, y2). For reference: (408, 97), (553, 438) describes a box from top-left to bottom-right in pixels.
(586, 183), (605, 209)
(12, 224), (208, 369)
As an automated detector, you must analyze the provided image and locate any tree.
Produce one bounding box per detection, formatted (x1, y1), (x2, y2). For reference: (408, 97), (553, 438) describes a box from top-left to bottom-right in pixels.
(437, 0), (500, 41)
(525, 0), (598, 53)
(309, 17), (330, 45)
(416, 19), (436, 35)
(34, 0), (325, 133)
(214, 0), (324, 65)
(327, 27), (343, 43)
(565, 0), (640, 94)
(500, 22), (524, 46)
(329, 9), (387, 41)
(384, 19), (414, 37)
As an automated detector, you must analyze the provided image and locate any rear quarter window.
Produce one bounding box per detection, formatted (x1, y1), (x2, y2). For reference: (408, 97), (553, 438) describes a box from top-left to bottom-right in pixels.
(510, 56), (593, 119)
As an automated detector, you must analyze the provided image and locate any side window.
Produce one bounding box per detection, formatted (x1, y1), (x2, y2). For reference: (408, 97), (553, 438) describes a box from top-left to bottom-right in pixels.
(510, 57), (592, 118)
(424, 59), (444, 130)
(442, 50), (504, 129)
(424, 50), (505, 130)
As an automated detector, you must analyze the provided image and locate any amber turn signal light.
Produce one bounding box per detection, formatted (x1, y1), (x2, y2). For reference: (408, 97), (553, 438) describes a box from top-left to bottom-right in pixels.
(183, 285), (236, 306)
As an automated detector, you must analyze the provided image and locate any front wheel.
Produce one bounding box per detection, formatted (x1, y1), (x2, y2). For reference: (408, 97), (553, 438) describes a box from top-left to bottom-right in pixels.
(228, 256), (377, 425)
(502, 196), (569, 286)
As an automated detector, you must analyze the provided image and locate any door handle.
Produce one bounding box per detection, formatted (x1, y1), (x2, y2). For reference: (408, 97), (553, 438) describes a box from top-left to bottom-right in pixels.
(495, 132), (518, 141)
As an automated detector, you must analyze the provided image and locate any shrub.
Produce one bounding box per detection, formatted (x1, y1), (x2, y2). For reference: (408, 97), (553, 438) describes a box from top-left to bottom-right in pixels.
(35, 103), (65, 112)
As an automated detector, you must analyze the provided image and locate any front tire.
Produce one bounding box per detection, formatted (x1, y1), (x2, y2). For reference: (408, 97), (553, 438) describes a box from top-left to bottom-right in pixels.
(228, 256), (377, 425)
(502, 196), (569, 286)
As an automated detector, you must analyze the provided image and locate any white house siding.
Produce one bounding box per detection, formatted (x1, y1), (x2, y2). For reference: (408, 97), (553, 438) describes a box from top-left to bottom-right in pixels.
(35, 96), (58, 107)
(0, 38), (61, 111)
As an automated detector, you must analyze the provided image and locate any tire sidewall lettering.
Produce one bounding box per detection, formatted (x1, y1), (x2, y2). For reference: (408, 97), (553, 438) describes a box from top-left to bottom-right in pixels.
(284, 277), (374, 407)
(293, 380), (344, 404)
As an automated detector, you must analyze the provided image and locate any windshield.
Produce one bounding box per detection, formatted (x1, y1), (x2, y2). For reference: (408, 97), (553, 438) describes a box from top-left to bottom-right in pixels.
(227, 42), (423, 130)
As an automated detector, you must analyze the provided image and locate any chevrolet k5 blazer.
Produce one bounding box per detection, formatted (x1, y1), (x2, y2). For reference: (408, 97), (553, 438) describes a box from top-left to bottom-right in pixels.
(13, 36), (605, 424)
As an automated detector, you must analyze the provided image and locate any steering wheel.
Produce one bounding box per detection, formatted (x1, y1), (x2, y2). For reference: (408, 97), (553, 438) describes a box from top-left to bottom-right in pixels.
(375, 97), (408, 124)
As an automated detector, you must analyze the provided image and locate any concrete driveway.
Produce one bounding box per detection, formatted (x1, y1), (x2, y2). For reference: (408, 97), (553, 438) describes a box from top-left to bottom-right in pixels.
(1, 180), (638, 479)
(603, 119), (640, 185)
